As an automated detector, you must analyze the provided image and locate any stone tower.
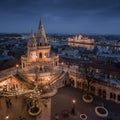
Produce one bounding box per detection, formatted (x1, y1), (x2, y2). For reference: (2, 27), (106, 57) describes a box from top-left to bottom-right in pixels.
(27, 31), (37, 62)
(21, 19), (59, 71)
(36, 19), (51, 61)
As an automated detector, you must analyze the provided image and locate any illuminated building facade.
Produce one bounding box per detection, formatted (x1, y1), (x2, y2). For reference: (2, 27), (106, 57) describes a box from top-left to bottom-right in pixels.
(21, 20), (60, 84)
(68, 34), (95, 50)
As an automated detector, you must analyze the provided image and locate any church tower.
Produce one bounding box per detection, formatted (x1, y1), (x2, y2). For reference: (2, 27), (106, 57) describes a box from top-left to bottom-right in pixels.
(21, 19), (59, 70)
(36, 19), (51, 61)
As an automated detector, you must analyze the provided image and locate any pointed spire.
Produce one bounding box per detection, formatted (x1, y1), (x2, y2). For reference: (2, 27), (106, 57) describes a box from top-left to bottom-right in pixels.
(28, 30), (37, 44)
(37, 18), (48, 44)
(38, 18), (42, 29)
(30, 30), (34, 38)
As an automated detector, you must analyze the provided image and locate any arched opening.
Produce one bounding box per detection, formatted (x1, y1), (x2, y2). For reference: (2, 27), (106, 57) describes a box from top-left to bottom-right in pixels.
(90, 86), (95, 94)
(103, 90), (106, 99)
(39, 53), (42, 58)
(23, 63), (25, 68)
(98, 89), (102, 97)
(117, 95), (120, 101)
(55, 61), (57, 66)
(39, 43), (42, 46)
(70, 78), (75, 87)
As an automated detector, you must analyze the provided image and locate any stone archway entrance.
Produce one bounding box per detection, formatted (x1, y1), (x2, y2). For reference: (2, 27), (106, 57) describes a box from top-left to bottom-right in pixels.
(65, 78), (75, 87)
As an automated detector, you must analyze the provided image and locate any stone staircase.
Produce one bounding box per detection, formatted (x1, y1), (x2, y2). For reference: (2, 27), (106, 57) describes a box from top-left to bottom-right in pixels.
(50, 71), (69, 89)
(14, 73), (34, 88)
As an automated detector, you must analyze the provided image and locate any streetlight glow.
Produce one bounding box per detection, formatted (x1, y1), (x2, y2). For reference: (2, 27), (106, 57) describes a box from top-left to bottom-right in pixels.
(5, 115), (9, 119)
(16, 64), (19, 68)
(72, 99), (76, 104)
(16, 64), (19, 73)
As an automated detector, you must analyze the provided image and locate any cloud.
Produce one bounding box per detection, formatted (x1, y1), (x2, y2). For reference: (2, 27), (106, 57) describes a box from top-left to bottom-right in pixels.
(0, 0), (120, 17)
(0, 0), (120, 34)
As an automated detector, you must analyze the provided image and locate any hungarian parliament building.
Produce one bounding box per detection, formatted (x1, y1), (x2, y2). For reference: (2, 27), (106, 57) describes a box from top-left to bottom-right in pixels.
(68, 34), (95, 50)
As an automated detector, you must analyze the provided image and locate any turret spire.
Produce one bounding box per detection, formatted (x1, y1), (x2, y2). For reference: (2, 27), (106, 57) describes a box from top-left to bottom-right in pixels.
(30, 30), (34, 38)
(38, 18), (42, 29)
(36, 18), (48, 46)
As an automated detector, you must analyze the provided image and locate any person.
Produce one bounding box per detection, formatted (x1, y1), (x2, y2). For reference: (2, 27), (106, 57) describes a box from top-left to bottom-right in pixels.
(54, 113), (59, 120)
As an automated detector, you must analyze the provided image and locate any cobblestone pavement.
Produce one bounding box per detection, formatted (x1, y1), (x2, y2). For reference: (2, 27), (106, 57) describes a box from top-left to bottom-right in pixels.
(51, 87), (120, 120)
(0, 87), (120, 120)
(0, 95), (51, 120)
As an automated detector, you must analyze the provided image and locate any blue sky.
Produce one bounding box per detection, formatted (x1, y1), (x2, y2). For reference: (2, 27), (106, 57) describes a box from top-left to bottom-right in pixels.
(0, 0), (120, 34)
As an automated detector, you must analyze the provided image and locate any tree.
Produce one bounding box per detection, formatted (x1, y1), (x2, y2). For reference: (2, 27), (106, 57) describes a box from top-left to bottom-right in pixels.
(81, 66), (95, 103)
(83, 67), (95, 95)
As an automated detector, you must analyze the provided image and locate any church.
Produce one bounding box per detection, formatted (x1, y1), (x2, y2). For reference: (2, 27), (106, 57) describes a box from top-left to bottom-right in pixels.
(20, 19), (66, 86)
(21, 19), (59, 71)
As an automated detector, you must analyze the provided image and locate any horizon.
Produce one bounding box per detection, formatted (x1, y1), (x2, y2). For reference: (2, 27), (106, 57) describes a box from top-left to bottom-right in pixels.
(0, 0), (120, 34)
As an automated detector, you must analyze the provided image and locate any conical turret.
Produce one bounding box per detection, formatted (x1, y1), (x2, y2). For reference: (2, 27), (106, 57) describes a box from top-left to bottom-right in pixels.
(27, 31), (37, 53)
(30, 30), (35, 38)
(36, 19), (48, 46)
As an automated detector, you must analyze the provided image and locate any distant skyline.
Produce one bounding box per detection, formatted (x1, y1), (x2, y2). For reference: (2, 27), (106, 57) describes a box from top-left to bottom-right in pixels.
(0, 0), (120, 34)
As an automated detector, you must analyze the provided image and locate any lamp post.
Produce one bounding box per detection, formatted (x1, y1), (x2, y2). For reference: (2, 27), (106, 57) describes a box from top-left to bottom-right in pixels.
(16, 64), (19, 73)
(45, 77), (50, 91)
(71, 99), (76, 115)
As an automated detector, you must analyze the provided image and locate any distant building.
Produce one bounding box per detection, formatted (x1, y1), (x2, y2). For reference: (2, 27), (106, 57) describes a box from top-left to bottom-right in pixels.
(68, 34), (95, 50)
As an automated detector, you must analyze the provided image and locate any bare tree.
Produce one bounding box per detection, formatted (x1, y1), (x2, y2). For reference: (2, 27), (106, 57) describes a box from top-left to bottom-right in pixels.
(82, 66), (95, 95)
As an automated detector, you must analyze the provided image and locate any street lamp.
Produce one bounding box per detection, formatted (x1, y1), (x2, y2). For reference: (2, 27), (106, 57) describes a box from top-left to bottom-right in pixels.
(71, 99), (76, 115)
(16, 64), (19, 73)
(44, 55), (46, 60)
(45, 77), (50, 91)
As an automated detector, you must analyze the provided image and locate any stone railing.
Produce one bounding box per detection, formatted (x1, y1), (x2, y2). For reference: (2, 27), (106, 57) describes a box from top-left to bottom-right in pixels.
(0, 67), (17, 78)
(16, 71), (33, 86)
(50, 71), (68, 89)
(0, 74), (12, 82)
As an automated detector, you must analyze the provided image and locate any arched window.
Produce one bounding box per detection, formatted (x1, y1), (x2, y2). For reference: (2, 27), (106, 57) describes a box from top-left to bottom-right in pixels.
(39, 53), (42, 58)
(55, 61), (57, 66)
(118, 95), (120, 101)
(98, 89), (102, 97)
(103, 90), (106, 98)
(23, 63), (25, 68)
(113, 94), (116, 100)
(110, 92), (112, 98)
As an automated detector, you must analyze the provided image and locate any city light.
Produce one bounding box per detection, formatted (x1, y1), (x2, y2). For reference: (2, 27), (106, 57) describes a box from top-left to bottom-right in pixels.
(5, 115), (9, 120)
(72, 99), (76, 104)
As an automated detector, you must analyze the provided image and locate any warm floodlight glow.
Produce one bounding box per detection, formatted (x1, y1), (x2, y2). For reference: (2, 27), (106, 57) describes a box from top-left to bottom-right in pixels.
(72, 99), (76, 104)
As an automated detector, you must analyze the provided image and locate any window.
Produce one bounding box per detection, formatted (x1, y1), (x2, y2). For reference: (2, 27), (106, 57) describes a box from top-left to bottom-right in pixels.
(90, 86), (95, 94)
(55, 61), (57, 66)
(118, 95), (120, 101)
(39, 53), (42, 58)
(103, 90), (106, 98)
(110, 92), (112, 99)
(77, 81), (79, 87)
(98, 89), (102, 97)
(113, 94), (116, 100)
(110, 92), (116, 100)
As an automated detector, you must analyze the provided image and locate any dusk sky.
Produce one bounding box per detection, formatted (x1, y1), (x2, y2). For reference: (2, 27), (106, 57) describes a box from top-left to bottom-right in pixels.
(0, 0), (120, 34)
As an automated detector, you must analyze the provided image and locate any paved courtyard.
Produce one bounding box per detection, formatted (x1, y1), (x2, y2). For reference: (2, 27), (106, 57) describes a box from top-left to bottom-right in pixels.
(0, 95), (51, 120)
(51, 87), (120, 120)
(0, 87), (120, 120)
